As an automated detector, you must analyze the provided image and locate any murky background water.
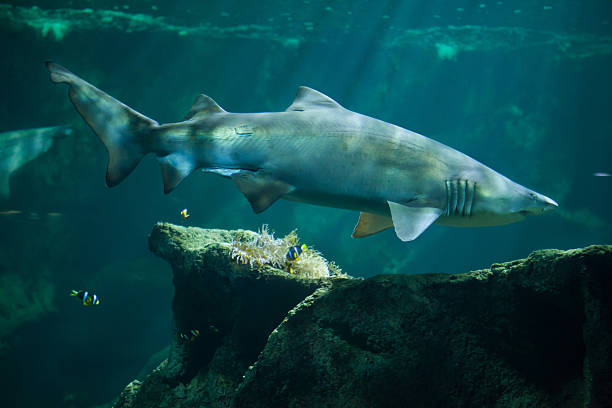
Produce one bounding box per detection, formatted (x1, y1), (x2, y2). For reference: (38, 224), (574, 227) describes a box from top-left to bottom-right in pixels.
(0, 1), (610, 406)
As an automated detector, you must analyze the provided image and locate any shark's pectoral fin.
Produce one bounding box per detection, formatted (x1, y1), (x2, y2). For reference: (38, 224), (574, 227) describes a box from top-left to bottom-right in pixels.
(387, 201), (442, 242)
(158, 153), (196, 194)
(231, 171), (295, 213)
(352, 212), (394, 238)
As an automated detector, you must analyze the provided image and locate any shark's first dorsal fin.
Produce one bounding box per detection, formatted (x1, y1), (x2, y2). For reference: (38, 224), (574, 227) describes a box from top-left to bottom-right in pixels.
(286, 86), (344, 112)
(184, 94), (226, 120)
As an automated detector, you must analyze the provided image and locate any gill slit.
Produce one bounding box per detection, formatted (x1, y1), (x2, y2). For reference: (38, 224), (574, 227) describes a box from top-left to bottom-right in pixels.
(445, 179), (475, 217)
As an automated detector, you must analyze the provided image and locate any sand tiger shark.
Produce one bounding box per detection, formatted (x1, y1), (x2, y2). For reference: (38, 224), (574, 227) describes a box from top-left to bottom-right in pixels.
(46, 62), (557, 241)
(0, 125), (71, 199)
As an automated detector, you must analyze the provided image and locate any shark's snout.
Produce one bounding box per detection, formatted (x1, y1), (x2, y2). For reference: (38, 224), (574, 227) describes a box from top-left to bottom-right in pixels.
(516, 190), (558, 217)
(541, 195), (558, 211)
(528, 192), (558, 214)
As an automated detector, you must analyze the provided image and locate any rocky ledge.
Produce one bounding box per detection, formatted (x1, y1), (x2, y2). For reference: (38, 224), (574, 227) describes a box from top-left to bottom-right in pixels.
(114, 223), (612, 408)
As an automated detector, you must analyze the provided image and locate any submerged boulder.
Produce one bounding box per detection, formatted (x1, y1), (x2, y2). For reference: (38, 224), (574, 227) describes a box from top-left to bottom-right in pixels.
(114, 223), (612, 408)
(114, 223), (345, 408)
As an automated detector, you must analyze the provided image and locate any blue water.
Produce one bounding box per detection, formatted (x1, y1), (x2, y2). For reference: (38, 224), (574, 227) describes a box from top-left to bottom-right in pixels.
(0, 1), (611, 406)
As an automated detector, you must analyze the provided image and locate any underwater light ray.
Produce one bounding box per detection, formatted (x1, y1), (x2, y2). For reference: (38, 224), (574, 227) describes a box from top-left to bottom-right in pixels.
(336, 0), (406, 104)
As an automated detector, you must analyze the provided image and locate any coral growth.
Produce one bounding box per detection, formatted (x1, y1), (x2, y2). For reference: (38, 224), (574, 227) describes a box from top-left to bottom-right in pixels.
(230, 225), (295, 269)
(229, 225), (341, 279)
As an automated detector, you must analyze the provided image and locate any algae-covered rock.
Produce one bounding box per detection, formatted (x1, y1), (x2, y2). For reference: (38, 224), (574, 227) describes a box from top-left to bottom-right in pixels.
(116, 224), (611, 408)
(114, 223), (346, 408)
(236, 245), (612, 407)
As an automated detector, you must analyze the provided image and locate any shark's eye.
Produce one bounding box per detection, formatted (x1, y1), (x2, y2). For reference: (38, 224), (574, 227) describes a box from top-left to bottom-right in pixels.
(529, 193), (537, 200)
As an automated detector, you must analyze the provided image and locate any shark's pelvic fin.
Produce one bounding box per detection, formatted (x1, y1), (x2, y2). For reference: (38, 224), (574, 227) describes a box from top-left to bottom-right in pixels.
(286, 86), (344, 112)
(352, 212), (394, 238)
(184, 94), (226, 120)
(46, 61), (158, 187)
(231, 171), (295, 213)
(387, 201), (442, 241)
(158, 153), (196, 194)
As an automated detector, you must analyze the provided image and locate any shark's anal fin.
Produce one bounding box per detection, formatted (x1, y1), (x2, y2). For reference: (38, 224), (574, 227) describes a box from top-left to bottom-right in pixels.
(387, 201), (442, 242)
(158, 153), (196, 194)
(352, 212), (394, 238)
(231, 171), (294, 213)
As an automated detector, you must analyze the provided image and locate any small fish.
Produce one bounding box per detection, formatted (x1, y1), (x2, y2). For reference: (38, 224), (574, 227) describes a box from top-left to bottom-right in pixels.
(286, 244), (307, 261)
(209, 324), (220, 334)
(180, 208), (190, 218)
(70, 289), (100, 306)
(593, 172), (611, 177)
(179, 329), (200, 343)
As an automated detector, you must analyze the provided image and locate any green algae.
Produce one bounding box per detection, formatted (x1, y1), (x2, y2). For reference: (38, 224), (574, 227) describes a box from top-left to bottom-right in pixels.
(1, 5), (611, 59)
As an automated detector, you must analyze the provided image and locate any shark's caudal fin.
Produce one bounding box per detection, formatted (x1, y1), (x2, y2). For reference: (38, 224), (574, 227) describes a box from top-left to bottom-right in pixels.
(46, 62), (159, 187)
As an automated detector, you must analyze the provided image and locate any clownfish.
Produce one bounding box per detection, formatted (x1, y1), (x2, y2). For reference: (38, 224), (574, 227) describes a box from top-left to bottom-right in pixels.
(286, 244), (308, 274)
(179, 329), (200, 343)
(286, 244), (307, 261)
(70, 290), (100, 306)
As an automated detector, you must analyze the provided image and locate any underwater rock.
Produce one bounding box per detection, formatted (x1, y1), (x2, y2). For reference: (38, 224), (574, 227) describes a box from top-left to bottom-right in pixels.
(117, 225), (611, 407)
(0, 5), (292, 45)
(236, 245), (612, 407)
(113, 223), (344, 408)
(388, 25), (612, 60)
(1, 5), (611, 58)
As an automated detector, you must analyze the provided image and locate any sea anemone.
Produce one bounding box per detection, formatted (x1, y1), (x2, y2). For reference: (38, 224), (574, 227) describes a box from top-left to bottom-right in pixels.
(229, 225), (341, 279)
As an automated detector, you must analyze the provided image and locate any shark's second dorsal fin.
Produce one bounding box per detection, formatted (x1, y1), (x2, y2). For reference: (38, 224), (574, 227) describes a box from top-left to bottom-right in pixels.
(286, 86), (344, 112)
(184, 94), (226, 120)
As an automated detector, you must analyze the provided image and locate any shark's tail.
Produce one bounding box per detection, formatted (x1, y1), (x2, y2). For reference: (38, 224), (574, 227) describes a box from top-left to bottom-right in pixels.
(46, 62), (159, 187)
